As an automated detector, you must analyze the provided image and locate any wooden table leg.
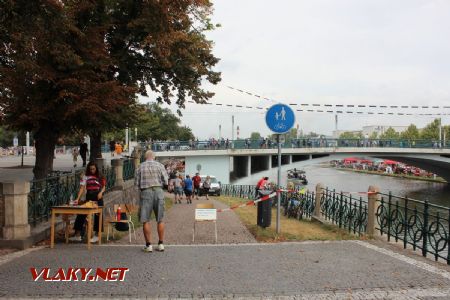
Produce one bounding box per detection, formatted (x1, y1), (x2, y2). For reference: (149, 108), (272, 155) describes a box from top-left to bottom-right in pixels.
(98, 210), (102, 245)
(87, 213), (92, 250)
(65, 220), (69, 244)
(50, 210), (55, 249)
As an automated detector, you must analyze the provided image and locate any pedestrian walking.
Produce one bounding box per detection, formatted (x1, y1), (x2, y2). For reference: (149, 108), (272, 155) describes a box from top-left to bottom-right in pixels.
(174, 174), (183, 204)
(203, 175), (211, 200)
(69, 162), (106, 243)
(135, 150), (168, 252)
(72, 147), (79, 168)
(109, 140), (116, 157)
(192, 172), (201, 200)
(79, 141), (89, 167)
(183, 175), (193, 204)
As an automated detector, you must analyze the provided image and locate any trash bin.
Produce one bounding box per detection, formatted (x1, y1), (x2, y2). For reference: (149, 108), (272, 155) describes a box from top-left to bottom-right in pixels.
(257, 190), (272, 228)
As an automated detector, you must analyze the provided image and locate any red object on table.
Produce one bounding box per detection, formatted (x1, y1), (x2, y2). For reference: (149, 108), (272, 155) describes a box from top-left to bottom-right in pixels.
(116, 206), (121, 221)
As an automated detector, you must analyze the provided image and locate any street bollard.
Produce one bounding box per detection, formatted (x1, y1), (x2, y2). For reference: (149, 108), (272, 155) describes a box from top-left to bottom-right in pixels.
(314, 183), (324, 218)
(367, 185), (380, 236)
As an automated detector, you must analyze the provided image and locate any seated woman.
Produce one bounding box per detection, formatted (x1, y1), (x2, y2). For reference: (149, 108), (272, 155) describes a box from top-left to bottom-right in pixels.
(69, 162), (106, 243)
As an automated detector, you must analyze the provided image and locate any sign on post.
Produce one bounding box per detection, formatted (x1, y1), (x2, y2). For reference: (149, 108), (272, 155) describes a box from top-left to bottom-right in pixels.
(265, 104), (296, 134)
(265, 103), (296, 234)
(195, 209), (217, 221)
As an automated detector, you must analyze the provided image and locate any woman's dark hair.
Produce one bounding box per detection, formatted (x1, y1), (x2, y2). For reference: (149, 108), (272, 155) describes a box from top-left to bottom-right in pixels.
(85, 161), (102, 178)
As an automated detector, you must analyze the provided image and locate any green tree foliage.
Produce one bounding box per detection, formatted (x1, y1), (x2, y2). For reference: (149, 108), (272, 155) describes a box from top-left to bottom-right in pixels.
(379, 127), (399, 139)
(400, 124), (420, 140)
(369, 132), (378, 139)
(0, 0), (220, 178)
(250, 132), (261, 140)
(339, 131), (359, 139)
(0, 126), (16, 148)
(420, 118), (440, 140)
(126, 103), (194, 141)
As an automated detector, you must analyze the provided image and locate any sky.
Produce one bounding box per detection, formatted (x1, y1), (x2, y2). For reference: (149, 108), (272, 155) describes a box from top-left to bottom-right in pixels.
(140, 0), (450, 139)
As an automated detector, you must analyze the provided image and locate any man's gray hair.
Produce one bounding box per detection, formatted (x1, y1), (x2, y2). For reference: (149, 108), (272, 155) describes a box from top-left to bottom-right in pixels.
(145, 150), (154, 160)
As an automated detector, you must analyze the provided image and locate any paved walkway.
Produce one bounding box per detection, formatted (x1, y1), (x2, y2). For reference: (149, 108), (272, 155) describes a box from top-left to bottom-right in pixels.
(111, 195), (256, 245)
(1, 240), (450, 298)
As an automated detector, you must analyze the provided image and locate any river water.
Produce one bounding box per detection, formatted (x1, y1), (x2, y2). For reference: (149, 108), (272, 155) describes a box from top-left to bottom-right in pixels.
(233, 162), (450, 207)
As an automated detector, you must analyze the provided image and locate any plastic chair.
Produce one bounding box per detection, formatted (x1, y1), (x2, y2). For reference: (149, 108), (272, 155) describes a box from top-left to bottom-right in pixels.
(192, 203), (217, 243)
(106, 204), (137, 243)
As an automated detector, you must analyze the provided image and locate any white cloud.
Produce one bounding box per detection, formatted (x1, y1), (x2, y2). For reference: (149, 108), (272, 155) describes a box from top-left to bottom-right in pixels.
(143, 0), (450, 139)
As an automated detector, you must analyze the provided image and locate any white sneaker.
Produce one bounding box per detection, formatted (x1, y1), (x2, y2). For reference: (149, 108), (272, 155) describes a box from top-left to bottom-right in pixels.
(90, 236), (99, 243)
(69, 236), (82, 242)
(142, 245), (153, 252)
(157, 243), (165, 252)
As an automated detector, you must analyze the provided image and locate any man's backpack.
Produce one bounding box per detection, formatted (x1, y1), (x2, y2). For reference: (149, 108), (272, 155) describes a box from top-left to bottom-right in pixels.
(115, 212), (129, 231)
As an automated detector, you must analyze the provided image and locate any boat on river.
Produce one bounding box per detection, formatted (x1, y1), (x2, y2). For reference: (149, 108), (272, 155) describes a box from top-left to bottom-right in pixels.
(287, 168), (308, 186)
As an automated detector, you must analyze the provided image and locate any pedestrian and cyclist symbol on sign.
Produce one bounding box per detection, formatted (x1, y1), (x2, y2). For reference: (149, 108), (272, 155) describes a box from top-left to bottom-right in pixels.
(265, 104), (295, 134)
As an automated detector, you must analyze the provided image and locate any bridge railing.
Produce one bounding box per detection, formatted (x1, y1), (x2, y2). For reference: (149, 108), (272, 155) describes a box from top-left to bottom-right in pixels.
(376, 192), (450, 264)
(321, 188), (368, 236)
(140, 138), (449, 152)
(220, 183), (450, 264)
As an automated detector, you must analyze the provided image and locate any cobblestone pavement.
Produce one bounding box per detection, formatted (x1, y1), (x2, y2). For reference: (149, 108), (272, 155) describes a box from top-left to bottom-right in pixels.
(111, 195), (256, 245)
(1, 240), (450, 298)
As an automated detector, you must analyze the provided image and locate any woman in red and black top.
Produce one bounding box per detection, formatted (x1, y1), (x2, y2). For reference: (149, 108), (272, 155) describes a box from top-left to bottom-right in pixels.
(69, 162), (106, 243)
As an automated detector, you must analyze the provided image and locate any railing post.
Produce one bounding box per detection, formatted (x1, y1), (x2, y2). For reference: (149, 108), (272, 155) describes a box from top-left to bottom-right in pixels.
(95, 158), (105, 171)
(1, 181), (31, 239)
(314, 183), (324, 217)
(422, 200), (429, 258)
(367, 185), (380, 236)
(111, 159), (124, 190)
(132, 145), (142, 170)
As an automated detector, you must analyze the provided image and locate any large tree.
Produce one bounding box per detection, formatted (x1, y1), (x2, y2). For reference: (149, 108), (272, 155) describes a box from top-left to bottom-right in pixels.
(420, 118), (441, 140)
(1, 0), (220, 179)
(401, 124), (420, 141)
(380, 127), (399, 139)
(133, 103), (195, 141)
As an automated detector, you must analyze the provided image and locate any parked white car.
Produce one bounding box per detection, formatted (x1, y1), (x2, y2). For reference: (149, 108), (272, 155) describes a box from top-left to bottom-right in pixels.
(199, 175), (221, 196)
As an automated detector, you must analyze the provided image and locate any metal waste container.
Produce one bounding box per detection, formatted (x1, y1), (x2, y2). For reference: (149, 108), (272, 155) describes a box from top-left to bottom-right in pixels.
(257, 190), (272, 228)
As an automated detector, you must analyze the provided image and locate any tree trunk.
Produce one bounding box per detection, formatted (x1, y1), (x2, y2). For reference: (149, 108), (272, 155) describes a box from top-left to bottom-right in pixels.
(89, 131), (102, 162)
(33, 125), (58, 180)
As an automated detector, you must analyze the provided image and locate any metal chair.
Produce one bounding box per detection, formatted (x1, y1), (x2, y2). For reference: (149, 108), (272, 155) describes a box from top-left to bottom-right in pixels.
(192, 203), (217, 243)
(106, 204), (137, 243)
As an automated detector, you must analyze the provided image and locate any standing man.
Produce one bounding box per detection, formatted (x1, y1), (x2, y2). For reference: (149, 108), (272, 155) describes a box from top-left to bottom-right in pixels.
(109, 140), (116, 157)
(135, 150), (168, 252)
(255, 176), (268, 198)
(79, 140), (89, 167)
(192, 172), (202, 200)
(72, 146), (79, 168)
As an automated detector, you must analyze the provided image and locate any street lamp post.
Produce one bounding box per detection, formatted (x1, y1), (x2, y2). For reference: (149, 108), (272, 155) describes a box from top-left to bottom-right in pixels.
(231, 115), (235, 141)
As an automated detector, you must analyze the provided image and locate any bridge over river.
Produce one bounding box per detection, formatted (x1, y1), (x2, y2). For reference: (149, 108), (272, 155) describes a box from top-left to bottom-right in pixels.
(152, 141), (450, 184)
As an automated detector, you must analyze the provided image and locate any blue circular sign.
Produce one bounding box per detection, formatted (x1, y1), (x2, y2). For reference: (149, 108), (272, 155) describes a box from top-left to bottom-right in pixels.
(265, 104), (296, 134)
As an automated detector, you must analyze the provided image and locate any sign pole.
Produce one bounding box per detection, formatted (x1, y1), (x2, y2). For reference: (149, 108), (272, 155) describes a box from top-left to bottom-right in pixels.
(276, 134), (281, 234)
(265, 103), (296, 234)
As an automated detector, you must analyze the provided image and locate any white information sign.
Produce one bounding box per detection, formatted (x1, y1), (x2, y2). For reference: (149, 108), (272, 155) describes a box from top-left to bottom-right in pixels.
(195, 209), (217, 221)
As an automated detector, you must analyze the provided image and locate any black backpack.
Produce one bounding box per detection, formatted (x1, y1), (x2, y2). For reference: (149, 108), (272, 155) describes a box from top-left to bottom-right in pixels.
(115, 212), (129, 231)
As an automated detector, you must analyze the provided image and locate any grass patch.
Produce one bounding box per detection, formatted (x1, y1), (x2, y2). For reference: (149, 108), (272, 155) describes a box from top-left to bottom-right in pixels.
(217, 196), (358, 242)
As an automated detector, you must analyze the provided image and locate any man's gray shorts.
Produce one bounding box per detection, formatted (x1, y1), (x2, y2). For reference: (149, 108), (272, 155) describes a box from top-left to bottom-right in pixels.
(139, 187), (165, 223)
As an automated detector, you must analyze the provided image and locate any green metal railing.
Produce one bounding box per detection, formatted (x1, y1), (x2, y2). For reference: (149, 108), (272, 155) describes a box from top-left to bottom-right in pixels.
(142, 138), (450, 152)
(221, 184), (316, 220)
(102, 166), (116, 192)
(321, 188), (368, 236)
(28, 171), (83, 227)
(376, 192), (450, 264)
(123, 158), (135, 181)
